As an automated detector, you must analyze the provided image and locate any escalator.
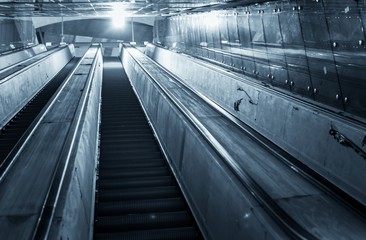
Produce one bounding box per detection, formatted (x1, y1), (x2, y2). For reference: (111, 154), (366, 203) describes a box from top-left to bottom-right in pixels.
(94, 57), (202, 239)
(0, 58), (79, 167)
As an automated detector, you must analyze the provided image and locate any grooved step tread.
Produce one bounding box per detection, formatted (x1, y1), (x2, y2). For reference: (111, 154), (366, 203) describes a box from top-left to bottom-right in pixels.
(96, 198), (186, 215)
(95, 211), (192, 232)
(99, 152), (163, 161)
(98, 166), (170, 179)
(97, 175), (174, 189)
(99, 159), (165, 170)
(94, 58), (201, 239)
(94, 227), (198, 240)
(98, 186), (180, 201)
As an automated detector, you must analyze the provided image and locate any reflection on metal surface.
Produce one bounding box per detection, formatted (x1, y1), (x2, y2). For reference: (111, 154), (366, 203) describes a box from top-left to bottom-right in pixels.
(0, 0), (227, 17)
(158, 0), (366, 119)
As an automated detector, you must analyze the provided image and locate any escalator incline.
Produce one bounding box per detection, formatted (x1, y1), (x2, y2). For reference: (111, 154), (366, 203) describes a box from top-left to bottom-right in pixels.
(94, 57), (201, 240)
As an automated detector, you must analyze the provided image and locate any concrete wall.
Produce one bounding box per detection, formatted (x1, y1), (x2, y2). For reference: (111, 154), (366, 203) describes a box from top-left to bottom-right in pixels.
(48, 46), (103, 240)
(122, 46), (289, 240)
(0, 44), (75, 129)
(145, 45), (366, 206)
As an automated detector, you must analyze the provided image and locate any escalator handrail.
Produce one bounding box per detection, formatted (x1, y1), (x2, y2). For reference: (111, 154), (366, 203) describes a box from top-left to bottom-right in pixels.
(0, 44), (71, 85)
(32, 44), (102, 239)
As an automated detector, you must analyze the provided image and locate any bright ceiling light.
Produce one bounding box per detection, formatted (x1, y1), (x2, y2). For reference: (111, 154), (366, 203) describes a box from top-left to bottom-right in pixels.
(111, 2), (126, 28)
(112, 15), (125, 28)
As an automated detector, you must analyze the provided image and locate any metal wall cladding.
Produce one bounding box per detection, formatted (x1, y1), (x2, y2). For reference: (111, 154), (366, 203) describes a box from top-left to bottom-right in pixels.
(262, 11), (289, 90)
(160, 0), (366, 119)
(226, 11), (243, 70)
(236, 10), (256, 76)
(211, 14), (224, 63)
(299, 8), (344, 108)
(248, 9), (271, 81)
(190, 15), (199, 56)
(219, 11), (233, 67)
(198, 18), (208, 57)
(184, 17), (195, 51)
(203, 15), (216, 60)
(299, 13), (331, 49)
(278, 10), (312, 96)
(323, 1), (366, 117)
(337, 59), (366, 117)
(0, 19), (37, 53)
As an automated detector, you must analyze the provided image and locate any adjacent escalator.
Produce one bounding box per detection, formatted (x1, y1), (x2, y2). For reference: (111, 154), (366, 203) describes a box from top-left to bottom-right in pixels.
(94, 57), (202, 239)
(0, 58), (79, 167)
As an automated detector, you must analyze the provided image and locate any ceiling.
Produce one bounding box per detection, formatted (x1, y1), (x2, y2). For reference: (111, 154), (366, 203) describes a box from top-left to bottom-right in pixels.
(0, 0), (227, 18)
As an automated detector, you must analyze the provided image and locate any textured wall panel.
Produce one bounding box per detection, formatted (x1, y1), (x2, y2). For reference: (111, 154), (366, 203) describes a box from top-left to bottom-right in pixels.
(146, 45), (366, 206)
(154, 0), (366, 118)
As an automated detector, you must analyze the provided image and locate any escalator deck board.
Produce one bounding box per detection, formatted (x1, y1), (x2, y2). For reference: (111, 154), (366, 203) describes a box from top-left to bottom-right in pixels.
(94, 57), (201, 239)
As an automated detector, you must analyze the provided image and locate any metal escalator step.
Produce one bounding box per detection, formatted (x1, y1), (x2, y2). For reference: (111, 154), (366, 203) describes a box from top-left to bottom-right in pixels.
(99, 152), (162, 161)
(100, 127), (152, 133)
(0, 128), (25, 134)
(100, 148), (160, 156)
(98, 186), (180, 201)
(95, 211), (193, 232)
(101, 119), (146, 123)
(96, 198), (186, 215)
(98, 166), (169, 179)
(100, 136), (156, 145)
(0, 138), (19, 144)
(94, 227), (198, 240)
(103, 110), (143, 113)
(99, 141), (158, 149)
(97, 176), (174, 189)
(101, 134), (153, 139)
(100, 148), (161, 154)
(102, 114), (146, 119)
(101, 125), (150, 130)
(101, 129), (152, 135)
(99, 159), (164, 170)
(95, 58), (201, 239)
(102, 110), (141, 113)
(100, 143), (159, 150)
